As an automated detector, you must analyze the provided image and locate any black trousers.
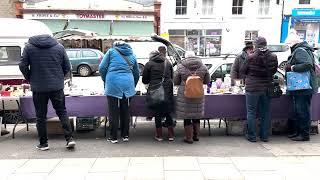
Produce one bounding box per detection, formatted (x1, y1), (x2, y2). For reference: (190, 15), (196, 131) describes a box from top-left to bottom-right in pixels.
(184, 119), (200, 126)
(107, 95), (130, 140)
(33, 89), (73, 145)
(155, 113), (173, 128)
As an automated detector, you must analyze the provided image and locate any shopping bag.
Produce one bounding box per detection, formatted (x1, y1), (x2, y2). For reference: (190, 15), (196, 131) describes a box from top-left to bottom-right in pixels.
(286, 71), (312, 91)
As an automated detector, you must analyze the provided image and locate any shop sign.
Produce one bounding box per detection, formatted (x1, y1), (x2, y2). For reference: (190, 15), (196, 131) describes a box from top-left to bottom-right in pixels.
(292, 9), (320, 17)
(114, 15), (153, 21)
(25, 13), (65, 19)
(77, 13), (105, 19)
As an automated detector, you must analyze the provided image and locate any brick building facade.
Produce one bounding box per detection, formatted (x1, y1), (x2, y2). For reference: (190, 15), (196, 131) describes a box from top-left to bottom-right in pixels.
(0, 0), (17, 18)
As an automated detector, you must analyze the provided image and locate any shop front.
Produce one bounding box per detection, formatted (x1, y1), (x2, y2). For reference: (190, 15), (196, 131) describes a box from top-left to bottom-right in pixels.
(23, 12), (154, 36)
(168, 29), (222, 56)
(281, 8), (320, 47)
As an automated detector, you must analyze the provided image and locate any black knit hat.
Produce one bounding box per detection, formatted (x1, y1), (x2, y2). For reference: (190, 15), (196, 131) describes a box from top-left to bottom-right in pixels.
(243, 41), (253, 50)
(253, 36), (267, 48)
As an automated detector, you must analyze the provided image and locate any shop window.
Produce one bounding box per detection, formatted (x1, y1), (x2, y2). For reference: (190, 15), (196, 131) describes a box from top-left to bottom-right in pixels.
(0, 46), (21, 65)
(202, 0), (214, 16)
(259, 0), (270, 15)
(299, 0), (310, 4)
(168, 30), (185, 36)
(245, 31), (259, 43)
(176, 0), (187, 15)
(232, 0), (243, 15)
(82, 50), (97, 58)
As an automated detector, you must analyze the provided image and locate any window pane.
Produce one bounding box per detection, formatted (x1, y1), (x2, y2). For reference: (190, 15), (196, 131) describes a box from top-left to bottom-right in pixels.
(238, 7), (243, 14)
(176, 9), (181, 15)
(238, 0), (243, 6)
(169, 30), (185, 36)
(66, 51), (78, 58)
(0, 46), (21, 65)
(206, 29), (222, 35)
(82, 50), (97, 57)
(232, 7), (237, 14)
(182, 7), (187, 14)
(176, 0), (182, 6)
(232, 0), (237, 6)
(182, 0), (187, 6)
(299, 0), (310, 4)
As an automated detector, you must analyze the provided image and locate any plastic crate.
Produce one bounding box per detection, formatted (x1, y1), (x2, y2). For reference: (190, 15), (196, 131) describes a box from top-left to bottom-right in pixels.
(76, 117), (100, 131)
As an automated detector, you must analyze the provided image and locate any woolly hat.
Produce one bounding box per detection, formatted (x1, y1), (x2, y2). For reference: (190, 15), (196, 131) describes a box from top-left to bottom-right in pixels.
(253, 37), (267, 48)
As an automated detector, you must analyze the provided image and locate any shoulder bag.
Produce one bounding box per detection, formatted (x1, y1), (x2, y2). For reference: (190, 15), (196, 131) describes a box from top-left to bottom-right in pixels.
(146, 61), (167, 108)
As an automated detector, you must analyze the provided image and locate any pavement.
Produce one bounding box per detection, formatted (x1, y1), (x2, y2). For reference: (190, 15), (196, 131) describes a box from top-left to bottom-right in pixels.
(1, 120), (320, 180)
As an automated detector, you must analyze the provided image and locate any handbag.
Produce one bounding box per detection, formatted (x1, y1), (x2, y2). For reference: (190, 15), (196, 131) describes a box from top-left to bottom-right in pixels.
(286, 71), (311, 91)
(146, 61), (167, 108)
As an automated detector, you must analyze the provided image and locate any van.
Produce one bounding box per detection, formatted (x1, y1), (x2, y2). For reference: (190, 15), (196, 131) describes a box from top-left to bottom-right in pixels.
(0, 18), (53, 85)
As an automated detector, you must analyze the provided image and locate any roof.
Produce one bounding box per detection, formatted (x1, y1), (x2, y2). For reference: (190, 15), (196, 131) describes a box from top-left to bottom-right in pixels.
(125, 0), (154, 6)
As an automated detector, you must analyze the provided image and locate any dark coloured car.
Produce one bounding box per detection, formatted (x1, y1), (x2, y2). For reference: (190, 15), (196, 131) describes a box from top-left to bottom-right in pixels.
(66, 48), (104, 77)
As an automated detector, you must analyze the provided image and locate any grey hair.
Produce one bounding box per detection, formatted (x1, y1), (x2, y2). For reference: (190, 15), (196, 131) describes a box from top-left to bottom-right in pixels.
(113, 41), (126, 47)
(185, 51), (196, 58)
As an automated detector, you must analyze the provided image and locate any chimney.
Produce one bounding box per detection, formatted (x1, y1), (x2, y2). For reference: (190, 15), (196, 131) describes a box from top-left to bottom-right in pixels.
(154, 0), (161, 35)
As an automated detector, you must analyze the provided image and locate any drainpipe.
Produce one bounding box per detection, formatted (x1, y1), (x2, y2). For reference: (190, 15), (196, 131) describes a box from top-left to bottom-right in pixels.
(154, 0), (161, 35)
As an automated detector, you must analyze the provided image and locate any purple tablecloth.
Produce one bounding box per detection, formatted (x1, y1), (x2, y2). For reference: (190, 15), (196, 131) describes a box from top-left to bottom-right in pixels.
(19, 94), (320, 120)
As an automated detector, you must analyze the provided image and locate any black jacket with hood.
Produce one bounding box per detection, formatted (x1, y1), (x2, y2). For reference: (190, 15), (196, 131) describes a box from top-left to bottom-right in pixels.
(19, 34), (71, 92)
(142, 51), (174, 113)
(286, 41), (318, 95)
(240, 47), (278, 92)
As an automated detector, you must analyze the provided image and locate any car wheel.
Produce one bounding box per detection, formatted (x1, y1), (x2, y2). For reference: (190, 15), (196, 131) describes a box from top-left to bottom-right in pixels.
(279, 61), (287, 70)
(78, 65), (92, 77)
(138, 64), (144, 76)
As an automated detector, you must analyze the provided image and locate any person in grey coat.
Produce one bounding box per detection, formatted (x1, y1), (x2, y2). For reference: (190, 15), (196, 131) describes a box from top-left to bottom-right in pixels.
(173, 51), (210, 144)
(230, 41), (254, 86)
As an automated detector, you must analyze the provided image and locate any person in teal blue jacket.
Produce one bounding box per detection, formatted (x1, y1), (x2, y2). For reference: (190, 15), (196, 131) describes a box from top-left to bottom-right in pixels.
(99, 41), (139, 144)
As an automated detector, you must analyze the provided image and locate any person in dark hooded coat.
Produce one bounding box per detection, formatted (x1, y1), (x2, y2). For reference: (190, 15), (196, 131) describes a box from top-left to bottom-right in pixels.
(142, 47), (175, 141)
(285, 38), (318, 141)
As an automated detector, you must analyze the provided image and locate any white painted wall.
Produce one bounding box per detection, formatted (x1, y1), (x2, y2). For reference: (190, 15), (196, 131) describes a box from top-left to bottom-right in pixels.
(161, 0), (283, 54)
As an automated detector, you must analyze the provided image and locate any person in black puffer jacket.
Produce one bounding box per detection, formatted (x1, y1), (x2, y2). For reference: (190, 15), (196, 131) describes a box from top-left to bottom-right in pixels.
(142, 46), (175, 142)
(240, 36), (278, 143)
(19, 34), (75, 151)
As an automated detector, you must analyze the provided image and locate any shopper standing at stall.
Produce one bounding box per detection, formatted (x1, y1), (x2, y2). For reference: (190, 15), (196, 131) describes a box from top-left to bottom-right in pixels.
(174, 51), (210, 144)
(240, 37), (278, 142)
(99, 41), (140, 144)
(19, 34), (75, 151)
(285, 33), (318, 141)
(231, 41), (254, 86)
(142, 47), (175, 142)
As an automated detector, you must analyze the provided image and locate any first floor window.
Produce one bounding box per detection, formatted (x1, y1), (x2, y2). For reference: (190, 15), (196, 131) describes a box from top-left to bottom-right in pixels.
(176, 0), (187, 15)
(259, 0), (270, 15)
(202, 0), (214, 16)
(299, 0), (310, 4)
(245, 31), (258, 43)
(232, 0), (243, 15)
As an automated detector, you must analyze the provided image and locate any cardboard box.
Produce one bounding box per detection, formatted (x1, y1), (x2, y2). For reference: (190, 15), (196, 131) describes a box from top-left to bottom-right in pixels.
(47, 117), (74, 135)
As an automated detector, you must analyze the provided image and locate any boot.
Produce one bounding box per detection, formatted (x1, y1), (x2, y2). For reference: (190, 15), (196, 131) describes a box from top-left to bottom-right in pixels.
(183, 125), (193, 144)
(1, 129), (10, 136)
(168, 127), (175, 141)
(193, 122), (200, 141)
(154, 128), (163, 142)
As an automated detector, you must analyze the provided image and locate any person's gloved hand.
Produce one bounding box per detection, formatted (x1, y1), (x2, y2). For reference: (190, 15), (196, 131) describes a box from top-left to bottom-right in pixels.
(285, 64), (292, 72)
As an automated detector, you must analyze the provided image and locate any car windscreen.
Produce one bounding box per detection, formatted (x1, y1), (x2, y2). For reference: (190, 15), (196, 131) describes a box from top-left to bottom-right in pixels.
(0, 46), (21, 65)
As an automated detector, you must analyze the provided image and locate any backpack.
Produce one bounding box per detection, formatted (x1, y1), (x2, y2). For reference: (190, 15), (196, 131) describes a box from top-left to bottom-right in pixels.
(184, 68), (204, 98)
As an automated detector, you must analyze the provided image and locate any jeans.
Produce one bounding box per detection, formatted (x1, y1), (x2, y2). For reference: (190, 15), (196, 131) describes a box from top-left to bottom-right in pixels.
(33, 89), (73, 145)
(245, 91), (271, 140)
(291, 94), (312, 137)
(107, 95), (130, 140)
(155, 113), (173, 128)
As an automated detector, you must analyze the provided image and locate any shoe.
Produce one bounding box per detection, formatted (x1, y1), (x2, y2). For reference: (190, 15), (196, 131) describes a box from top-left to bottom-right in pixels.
(183, 139), (193, 144)
(183, 125), (193, 144)
(107, 137), (118, 144)
(36, 144), (49, 151)
(1, 129), (10, 136)
(168, 127), (175, 141)
(288, 133), (299, 138)
(260, 138), (269, 142)
(155, 128), (163, 142)
(291, 136), (310, 141)
(66, 139), (76, 148)
(247, 138), (257, 143)
(122, 136), (129, 142)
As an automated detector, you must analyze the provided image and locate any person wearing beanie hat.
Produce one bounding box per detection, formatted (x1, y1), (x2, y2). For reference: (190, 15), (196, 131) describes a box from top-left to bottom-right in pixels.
(231, 41), (254, 86)
(240, 36), (278, 142)
(285, 32), (318, 141)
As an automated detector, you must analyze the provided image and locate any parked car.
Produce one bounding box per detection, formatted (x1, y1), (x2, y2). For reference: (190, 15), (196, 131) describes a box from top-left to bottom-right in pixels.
(66, 48), (104, 77)
(267, 44), (291, 70)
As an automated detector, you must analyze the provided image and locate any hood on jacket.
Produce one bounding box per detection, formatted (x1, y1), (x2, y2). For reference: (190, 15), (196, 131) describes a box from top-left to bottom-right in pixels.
(114, 43), (133, 56)
(291, 41), (314, 53)
(181, 56), (203, 71)
(28, 34), (58, 48)
(149, 50), (165, 63)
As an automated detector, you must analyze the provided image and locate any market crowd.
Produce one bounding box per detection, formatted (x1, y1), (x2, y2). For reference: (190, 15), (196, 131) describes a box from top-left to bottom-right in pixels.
(17, 31), (318, 150)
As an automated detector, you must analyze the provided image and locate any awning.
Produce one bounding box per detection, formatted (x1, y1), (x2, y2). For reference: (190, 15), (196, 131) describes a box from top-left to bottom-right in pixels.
(112, 21), (153, 36)
(37, 19), (67, 33)
(60, 35), (151, 41)
(292, 17), (320, 23)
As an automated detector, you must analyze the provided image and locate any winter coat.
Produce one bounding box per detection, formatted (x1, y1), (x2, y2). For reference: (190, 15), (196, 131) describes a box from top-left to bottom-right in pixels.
(142, 51), (174, 113)
(286, 41), (318, 95)
(173, 57), (210, 119)
(19, 35), (71, 92)
(99, 43), (140, 99)
(240, 48), (278, 92)
(231, 51), (248, 86)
